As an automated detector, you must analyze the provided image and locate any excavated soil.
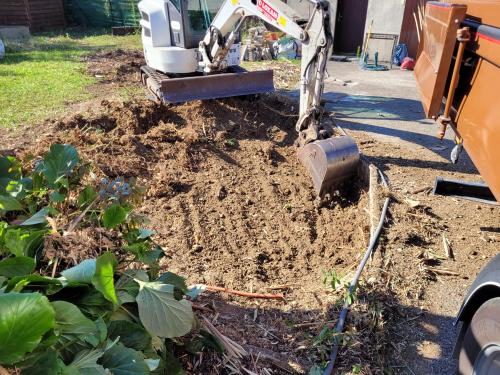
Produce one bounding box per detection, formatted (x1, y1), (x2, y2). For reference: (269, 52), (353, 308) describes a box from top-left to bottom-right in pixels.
(85, 49), (145, 85)
(2, 50), (498, 374)
(5, 95), (382, 372)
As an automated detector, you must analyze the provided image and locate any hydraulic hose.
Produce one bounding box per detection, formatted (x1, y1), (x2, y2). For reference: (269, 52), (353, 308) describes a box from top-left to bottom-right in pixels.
(323, 169), (390, 375)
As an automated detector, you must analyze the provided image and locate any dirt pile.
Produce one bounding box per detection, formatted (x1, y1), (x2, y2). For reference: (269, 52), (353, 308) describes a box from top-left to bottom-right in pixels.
(85, 49), (145, 85)
(16, 95), (378, 372)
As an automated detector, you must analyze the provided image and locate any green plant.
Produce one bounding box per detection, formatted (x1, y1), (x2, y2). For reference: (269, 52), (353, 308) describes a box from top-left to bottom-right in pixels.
(0, 144), (222, 373)
(323, 269), (356, 305)
(224, 138), (238, 147)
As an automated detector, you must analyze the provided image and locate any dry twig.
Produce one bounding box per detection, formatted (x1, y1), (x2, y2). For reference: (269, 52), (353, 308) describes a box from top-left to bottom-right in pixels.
(205, 285), (284, 299)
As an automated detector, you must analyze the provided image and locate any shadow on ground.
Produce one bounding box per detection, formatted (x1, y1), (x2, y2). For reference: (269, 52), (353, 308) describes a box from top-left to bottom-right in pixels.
(192, 287), (460, 375)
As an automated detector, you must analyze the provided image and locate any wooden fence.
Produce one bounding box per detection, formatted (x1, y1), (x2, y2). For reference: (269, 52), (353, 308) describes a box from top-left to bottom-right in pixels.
(0, 0), (66, 31)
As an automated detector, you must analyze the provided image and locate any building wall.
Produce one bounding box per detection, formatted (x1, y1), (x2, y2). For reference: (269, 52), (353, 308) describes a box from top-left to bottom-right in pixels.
(362, 0), (406, 62)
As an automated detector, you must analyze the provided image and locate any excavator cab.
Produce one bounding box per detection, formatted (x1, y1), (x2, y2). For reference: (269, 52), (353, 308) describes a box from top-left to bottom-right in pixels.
(138, 0), (275, 103)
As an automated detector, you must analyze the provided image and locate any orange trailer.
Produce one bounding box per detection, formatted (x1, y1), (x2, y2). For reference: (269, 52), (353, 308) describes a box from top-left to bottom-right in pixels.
(414, 0), (500, 201)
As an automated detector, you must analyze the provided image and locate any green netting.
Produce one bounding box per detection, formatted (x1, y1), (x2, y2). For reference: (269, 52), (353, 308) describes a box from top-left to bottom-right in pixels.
(64, 0), (141, 27)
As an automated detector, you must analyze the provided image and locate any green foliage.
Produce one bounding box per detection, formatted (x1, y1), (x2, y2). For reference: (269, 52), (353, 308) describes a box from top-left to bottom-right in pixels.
(3, 228), (45, 257)
(21, 207), (50, 226)
(136, 280), (194, 338)
(108, 320), (152, 351)
(52, 301), (99, 338)
(92, 252), (119, 305)
(78, 186), (98, 207)
(0, 293), (55, 365)
(102, 204), (127, 229)
(323, 268), (356, 306)
(0, 256), (36, 277)
(0, 144), (220, 373)
(61, 259), (97, 284)
(0, 195), (23, 211)
(37, 144), (80, 187)
(100, 342), (150, 375)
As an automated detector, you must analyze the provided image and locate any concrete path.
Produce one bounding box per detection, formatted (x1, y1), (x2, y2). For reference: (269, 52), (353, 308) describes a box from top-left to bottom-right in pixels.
(288, 60), (479, 374)
(288, 60), (476, 174)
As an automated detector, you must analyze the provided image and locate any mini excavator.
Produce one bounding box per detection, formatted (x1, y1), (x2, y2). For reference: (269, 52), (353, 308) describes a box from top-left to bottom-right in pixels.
(138, 0), (359, 194)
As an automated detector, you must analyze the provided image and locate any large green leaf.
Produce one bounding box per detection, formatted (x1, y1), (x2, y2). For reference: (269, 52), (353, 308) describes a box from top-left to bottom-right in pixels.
(52, 301), (98, 338)
(92, 252), (118, 305)
(4, 228), (45, 257)
(115, 270), (147, 304)
(108, 320), (152, 351)
(102, 204), (127, 229)
(99, 342), (149, 375)
(72, 288), (115, 318)
(5, 178), (32, 200)
(7, 274), (63, 293)
(0, 292), (55, 365)
(38, 144), (80, 186)
(0, 156), (21, 180)
(0, 156), (22, 195)
(0, 256), (35, 277)
(158, 272), (188, 294)
(21, 207), (49, 226)
(135, 280), (193, 338)
(0, 195), (22, 211)
(164, 345), (185, 375)
(21, 350), (66, 375)
(60, 259), (96, 284)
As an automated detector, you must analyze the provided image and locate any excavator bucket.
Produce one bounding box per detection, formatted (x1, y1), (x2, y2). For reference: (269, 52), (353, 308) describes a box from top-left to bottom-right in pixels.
(141, 66), (274, 103)
(298, 135), (360, 195)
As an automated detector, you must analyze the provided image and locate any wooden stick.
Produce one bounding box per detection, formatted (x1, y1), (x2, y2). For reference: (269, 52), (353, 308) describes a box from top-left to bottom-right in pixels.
(51, 257), (59, 278)
(369, 164), (379, 238)
(442, 234), (454, 260)
(205, 285), (284, 299)
(202, 316), (247, 359)
(244, 344), (303, 374)
(428, 268), (459, 276)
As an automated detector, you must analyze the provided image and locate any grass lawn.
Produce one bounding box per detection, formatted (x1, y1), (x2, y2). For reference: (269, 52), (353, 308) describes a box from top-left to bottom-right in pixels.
(0, 29), (142, 127)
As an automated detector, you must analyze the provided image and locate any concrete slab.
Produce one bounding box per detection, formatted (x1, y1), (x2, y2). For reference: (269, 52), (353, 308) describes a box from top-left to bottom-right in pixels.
(0, 26), (31, 43)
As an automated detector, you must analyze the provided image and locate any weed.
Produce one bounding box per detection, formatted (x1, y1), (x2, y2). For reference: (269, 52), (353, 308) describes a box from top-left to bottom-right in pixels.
(224, 138), (238, 147)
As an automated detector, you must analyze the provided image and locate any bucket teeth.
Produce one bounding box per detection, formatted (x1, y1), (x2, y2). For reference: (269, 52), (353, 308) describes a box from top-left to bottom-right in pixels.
(298, 135), (360, 195)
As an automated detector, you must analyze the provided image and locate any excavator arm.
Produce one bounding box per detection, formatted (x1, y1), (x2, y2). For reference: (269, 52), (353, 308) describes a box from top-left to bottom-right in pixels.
(199, 0), (333, 145)
(198, 0), (359, 194)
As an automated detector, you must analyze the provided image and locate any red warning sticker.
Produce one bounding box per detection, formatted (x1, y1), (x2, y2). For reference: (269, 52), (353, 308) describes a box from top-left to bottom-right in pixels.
(257, 0), (278, 20)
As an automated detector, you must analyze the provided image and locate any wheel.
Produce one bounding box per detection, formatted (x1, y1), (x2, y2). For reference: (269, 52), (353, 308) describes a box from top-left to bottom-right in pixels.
(458, 297), (500, 374)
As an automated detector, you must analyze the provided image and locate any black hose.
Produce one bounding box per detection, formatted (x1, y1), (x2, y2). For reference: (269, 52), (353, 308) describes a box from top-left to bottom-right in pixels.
(322, 175), (390, 375)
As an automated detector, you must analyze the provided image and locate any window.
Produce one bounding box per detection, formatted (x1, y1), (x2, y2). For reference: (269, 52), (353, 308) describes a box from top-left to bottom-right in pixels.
(187, 0), (223, 32)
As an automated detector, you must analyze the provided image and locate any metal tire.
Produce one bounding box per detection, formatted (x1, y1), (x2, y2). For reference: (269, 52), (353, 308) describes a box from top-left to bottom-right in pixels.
(458, 297), (500, 375)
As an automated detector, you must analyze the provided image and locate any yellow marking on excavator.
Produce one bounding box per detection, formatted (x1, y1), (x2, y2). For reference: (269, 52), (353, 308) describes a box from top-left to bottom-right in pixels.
(278, 15), (286, 27)
(231, 0), (238, 6)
